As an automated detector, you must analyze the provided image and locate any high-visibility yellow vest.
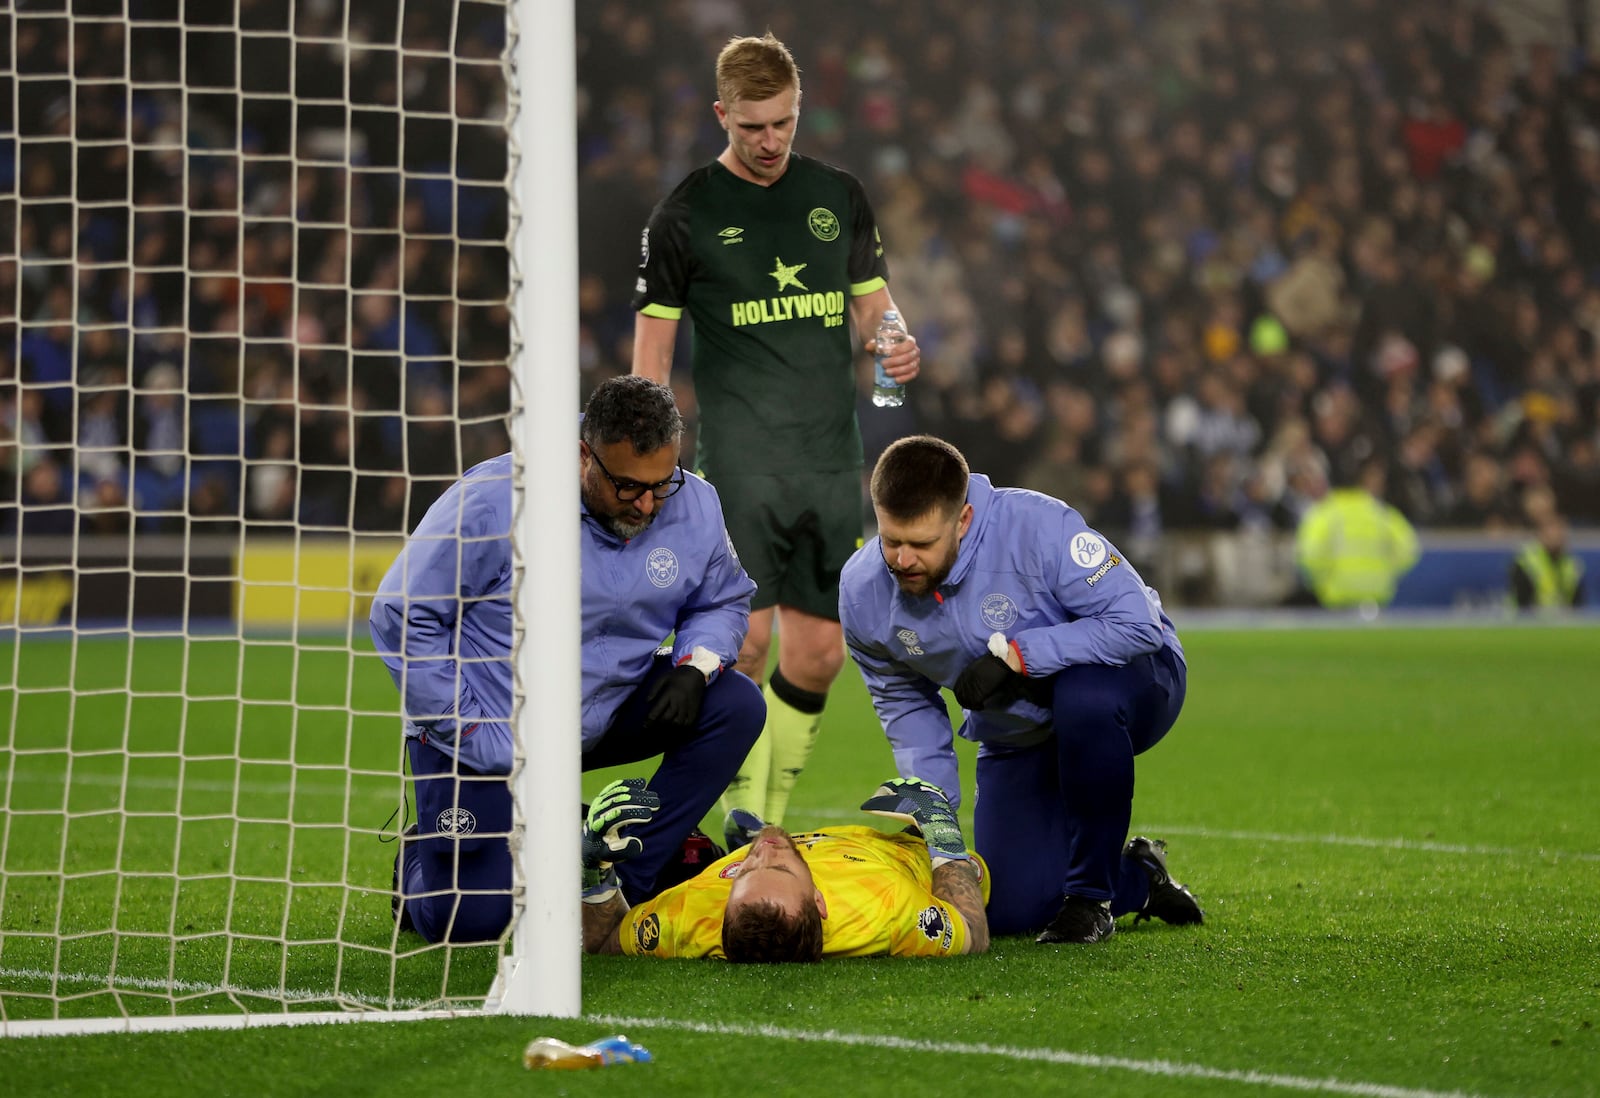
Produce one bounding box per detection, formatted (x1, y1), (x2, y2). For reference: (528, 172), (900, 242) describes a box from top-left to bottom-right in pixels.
(1295, 489), (1421, 609)
(1511, 542), (1583, 609)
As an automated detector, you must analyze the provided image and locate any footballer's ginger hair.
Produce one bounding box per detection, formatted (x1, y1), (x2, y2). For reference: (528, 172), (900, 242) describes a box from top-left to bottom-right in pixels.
(715, 32), (801, 109)
(869, 435), (971, 522)
(722, 897), (824, 964)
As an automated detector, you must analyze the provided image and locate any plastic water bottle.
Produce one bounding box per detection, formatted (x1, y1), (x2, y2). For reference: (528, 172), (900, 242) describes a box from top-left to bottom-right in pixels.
(523, 1034), (654, 1070)
(872, 309), (908, 407)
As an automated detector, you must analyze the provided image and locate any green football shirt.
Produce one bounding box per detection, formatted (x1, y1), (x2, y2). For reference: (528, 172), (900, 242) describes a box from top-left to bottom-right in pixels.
(633, 153), (889, 477)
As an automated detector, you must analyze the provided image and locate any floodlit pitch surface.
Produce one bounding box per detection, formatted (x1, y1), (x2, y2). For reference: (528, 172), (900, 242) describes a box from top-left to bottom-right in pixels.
(1, 623), (1595, 1097)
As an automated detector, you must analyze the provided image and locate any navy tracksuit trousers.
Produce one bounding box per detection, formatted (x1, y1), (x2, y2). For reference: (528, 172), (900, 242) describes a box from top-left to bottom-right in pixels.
(975, 645), (1187, 935)
(398, 657), (764, 943)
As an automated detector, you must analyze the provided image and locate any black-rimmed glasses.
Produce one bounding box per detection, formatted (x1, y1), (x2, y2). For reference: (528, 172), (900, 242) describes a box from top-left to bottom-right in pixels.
(586, 445), (685, 502)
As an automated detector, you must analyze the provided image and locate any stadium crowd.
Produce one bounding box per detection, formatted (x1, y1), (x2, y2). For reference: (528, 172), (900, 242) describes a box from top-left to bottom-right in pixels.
(576, 0), (1600, 551)
(4, 0), (512, 539)
(5, 0), (1599, 570)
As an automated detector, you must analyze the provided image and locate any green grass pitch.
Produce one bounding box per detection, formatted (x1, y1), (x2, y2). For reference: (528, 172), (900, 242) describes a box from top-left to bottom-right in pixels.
(0, 623), (1595, 1097)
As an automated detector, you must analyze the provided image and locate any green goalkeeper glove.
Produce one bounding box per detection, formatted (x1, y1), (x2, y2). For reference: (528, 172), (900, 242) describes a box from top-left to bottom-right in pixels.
(860, 777), (970, 868)
(581, 778), (660, 903)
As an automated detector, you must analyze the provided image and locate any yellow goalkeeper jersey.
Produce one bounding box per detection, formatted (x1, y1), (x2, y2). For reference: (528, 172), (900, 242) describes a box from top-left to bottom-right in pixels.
(617, 825), (989, 959)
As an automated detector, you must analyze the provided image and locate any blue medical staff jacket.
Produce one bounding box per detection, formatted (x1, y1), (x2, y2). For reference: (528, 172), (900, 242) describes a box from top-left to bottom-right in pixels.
(370, 452), (755, 773)
(839, 475), (1184, 804)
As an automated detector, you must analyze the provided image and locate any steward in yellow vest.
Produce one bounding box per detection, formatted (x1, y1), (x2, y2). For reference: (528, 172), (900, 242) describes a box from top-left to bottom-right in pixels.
(1509, 515), (1584, 610)
(1294, 459), (1421, 610)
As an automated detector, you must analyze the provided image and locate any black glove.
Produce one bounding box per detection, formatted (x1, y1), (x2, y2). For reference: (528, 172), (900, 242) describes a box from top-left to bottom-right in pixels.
(952, 653), (1025, 710)
(646, 665), (708, 731)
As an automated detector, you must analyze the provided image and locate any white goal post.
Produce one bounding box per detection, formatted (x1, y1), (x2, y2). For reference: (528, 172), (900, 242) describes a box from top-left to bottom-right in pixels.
(0, 0), (578, 1034)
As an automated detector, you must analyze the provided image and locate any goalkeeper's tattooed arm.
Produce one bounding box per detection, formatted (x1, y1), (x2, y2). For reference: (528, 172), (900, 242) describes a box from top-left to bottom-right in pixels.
(861, 777), (989, 953)
(933, 860), (989, 954)
(582, 893), (629, 955)
(579, 778), (659, 954)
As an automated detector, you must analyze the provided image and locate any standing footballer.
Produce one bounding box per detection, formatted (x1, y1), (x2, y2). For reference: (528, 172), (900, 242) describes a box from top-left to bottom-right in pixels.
(631, 32), (921, 833)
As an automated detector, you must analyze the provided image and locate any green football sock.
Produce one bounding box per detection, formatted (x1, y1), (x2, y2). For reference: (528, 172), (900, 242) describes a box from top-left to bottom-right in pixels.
(761, 671), (827, 827)
(721, 726), (771, 824)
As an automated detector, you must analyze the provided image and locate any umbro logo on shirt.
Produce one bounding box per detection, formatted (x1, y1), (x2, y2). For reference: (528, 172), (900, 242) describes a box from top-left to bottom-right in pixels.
(718, 226), (744, 245)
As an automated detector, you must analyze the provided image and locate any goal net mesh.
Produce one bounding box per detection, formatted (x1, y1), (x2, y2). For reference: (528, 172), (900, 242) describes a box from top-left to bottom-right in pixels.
(1, 0), (527, 1028)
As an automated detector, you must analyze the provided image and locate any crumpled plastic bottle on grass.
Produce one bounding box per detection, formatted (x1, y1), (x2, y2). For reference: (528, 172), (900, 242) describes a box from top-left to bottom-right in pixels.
(523, 1034), (653, 1070)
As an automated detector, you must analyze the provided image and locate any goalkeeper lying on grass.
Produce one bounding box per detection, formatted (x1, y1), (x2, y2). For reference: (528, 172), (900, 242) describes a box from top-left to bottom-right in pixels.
(580, 778), (989, 961)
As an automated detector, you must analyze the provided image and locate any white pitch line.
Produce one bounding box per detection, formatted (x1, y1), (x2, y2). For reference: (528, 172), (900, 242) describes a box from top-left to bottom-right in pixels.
(0, 966), (435, 1010)
(0, 969), (1509, 1098)
(8, 771), (1598, 863)
(803, 811), (1600, 862)
(1120, 824), (1600, 864)
(4, 769), (373, 798)
(592, 1014), (1505, 1098)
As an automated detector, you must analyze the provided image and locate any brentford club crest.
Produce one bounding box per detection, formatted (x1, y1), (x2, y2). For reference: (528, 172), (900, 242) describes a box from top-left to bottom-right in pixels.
(646, 547), (679, 588)
(436, 807), (477, 835)
(980, 592), (1018, 630)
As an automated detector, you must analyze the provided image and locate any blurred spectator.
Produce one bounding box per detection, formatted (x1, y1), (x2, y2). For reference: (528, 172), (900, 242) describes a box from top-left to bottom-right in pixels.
(404, 386), (460, 528)
(1387, 424), (1451, 525)
(80, 475), (132, 537)
(19, 286), (75, 440)
(8, 387), (56, 477)
(1555, 436), (1600, 524)
(1444, 449), (1517, 530)
(1095, 459), (1175, 575)
(130, 363), (188, 517)
(354, 473), (410, 533)
(19, 458), (76, 538)
(1166, 372), (1262, 474)
(78, 379), (128, 488)
(247, 421), (297, 527)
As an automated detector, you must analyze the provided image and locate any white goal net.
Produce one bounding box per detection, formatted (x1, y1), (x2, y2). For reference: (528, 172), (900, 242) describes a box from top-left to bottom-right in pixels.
(0, 0), (577, 1033)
